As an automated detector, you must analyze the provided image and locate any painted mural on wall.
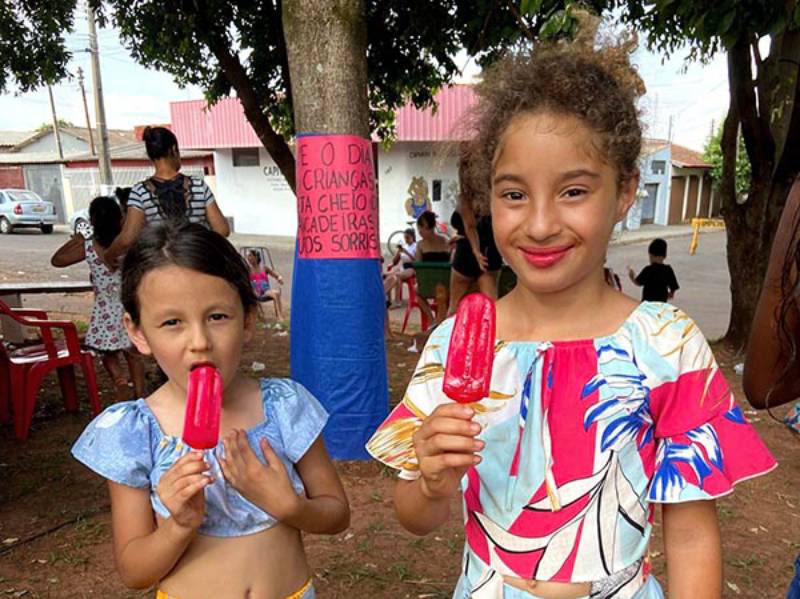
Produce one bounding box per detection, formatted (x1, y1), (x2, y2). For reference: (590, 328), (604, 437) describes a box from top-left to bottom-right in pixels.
(405, 176), (432, 219)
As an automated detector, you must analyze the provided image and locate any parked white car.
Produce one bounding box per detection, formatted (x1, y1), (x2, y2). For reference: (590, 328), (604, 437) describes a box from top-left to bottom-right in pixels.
(70, 208), (92, 238)
(0, 189), (57, 234)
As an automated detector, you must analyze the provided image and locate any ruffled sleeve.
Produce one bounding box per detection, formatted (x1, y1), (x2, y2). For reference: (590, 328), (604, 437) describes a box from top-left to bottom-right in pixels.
(71, 401), (153, 488)
(366, 321), (453, 480)
(631, 304), (777, 503)
(265, 379), (328, 463)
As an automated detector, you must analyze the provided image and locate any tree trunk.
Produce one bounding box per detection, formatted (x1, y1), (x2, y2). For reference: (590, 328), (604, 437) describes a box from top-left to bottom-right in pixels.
(282, 0), (369, 136)
(282, 0), (387, 460)
(724, 181), (793, 347)
(722, 31), (800, 348)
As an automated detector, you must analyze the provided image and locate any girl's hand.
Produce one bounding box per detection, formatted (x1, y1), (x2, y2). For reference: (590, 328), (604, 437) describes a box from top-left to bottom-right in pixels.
(219, 429), (301, 521)
(277, 274), (284, 285)
(156, 452), (213, 531)
(413, 403), (483, 500)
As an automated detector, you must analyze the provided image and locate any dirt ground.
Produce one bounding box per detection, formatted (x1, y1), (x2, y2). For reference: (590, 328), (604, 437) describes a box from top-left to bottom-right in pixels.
(0, 317), (798, 599)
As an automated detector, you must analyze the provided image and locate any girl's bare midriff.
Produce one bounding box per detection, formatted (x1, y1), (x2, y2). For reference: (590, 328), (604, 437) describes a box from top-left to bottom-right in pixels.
(158, 521), (310, 599)
(503, 576), (591, 598)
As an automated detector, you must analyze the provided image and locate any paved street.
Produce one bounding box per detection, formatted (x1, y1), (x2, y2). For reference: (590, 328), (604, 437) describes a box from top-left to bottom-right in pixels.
(0, 226), (730, 339)
(607, 230), (730, 340)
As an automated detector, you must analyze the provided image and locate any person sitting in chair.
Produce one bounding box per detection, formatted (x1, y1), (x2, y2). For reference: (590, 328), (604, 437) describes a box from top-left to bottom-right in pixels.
(246, 250), (285, 321)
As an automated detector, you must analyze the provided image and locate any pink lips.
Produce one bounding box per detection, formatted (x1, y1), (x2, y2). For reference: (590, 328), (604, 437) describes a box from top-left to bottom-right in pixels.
(519, 245), (574, 268)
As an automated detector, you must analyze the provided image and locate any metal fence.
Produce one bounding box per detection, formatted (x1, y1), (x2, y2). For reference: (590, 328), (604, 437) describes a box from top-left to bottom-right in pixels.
(63, 166), (205, 213)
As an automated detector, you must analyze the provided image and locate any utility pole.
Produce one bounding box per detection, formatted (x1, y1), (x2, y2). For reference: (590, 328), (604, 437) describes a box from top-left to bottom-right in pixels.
(47, 85), (64, 159)
(87, 5), (113, 188)
(667, 114), (674, 143)
(76, 67), (96, 156)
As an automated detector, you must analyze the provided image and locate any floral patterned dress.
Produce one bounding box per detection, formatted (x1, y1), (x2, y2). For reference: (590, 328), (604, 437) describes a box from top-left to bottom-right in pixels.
(84, 239), (130, 352)
(367, 302), (777, 599)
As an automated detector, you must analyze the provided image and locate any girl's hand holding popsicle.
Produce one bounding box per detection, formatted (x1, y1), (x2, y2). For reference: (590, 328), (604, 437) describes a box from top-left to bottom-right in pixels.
(156, 451), (214, 533)
(413, 293), (495, 500)
(413, 403), (484, 500)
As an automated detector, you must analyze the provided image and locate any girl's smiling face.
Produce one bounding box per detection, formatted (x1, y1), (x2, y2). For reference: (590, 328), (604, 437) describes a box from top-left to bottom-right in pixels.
(491, 112), (638, 295)
(125, 264), (255, 394)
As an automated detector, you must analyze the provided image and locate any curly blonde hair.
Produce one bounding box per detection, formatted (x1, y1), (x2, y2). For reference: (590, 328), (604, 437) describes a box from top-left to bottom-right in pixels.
(463, 14), (645, 214)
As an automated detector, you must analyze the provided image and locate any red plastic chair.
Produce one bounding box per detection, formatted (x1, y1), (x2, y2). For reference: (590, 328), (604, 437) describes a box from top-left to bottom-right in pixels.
(400, 276), (432, 334)
(0, 300), (100, 440)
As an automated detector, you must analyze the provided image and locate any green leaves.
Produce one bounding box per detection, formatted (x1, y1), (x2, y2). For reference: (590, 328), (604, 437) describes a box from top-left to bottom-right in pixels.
(703, 120), (751, 199)
(520, 0), (544, 16)
(0, 0), (76, 93)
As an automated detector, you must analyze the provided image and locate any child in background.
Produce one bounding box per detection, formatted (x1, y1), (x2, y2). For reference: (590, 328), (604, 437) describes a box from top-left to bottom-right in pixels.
(627, 238), (679, 302)
(71, 224), (349, 598)
(51, 196), (145, 401)
(367, 19), (775, 599)
(384, 228), (418, 307)
(246, 249), (286, 321)
(743, 176), (800, 597)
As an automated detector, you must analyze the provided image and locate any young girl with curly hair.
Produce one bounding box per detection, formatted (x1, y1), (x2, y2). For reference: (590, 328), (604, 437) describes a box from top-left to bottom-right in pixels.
(367, 20), (776, 599)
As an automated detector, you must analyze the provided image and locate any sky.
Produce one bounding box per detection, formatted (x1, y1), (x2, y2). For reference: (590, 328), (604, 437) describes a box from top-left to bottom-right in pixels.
(0, 11), (729, 152)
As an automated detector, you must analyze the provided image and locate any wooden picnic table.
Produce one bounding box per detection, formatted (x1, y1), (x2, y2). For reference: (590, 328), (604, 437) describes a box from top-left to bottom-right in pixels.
(0, 280), (93, 343)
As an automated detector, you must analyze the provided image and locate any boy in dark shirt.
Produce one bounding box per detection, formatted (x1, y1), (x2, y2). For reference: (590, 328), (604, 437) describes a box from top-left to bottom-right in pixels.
(627, 238), (680, 302)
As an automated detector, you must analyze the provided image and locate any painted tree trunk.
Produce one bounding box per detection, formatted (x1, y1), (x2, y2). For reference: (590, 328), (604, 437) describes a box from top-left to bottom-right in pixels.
(282, 0), (388, 459)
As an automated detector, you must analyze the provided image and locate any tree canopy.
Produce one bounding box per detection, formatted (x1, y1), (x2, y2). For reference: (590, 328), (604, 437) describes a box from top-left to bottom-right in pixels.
(0, 0), (75, 92)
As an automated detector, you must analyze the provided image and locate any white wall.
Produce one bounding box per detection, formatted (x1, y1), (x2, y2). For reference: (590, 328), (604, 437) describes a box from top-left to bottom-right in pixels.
(213, 148), (297, 236)
(376, 141), (459, 240)
(639, 146), (672, 226)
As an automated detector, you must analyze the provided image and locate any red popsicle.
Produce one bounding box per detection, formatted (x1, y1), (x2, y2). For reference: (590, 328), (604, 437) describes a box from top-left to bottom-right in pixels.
(182, 363), (223, 449)
(443, 293), (496, 403)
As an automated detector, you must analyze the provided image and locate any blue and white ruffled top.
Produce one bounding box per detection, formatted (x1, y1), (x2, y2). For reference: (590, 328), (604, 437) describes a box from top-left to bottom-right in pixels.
(71, 378), (328, 537)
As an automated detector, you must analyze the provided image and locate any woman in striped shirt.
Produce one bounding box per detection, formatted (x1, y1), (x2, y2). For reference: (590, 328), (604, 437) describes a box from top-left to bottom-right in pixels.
(104, 126), (230, 269)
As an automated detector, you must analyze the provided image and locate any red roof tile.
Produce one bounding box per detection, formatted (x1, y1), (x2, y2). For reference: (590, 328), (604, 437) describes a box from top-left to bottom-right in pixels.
(670, 143), (709, 168)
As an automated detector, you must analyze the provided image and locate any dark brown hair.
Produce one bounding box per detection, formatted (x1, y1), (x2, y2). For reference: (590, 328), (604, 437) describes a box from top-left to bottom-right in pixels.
(416, 210), (437, 230)
(464, 16), (645, 212)
(89, 196), (122, 249)
(121, 224), (257, 324)
(142, 126), (179, 161)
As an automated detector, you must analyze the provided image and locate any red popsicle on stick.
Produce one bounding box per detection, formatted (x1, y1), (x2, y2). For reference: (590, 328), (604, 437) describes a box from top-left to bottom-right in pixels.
(182, 363), (223, 449)
(443, 293), (496, 403)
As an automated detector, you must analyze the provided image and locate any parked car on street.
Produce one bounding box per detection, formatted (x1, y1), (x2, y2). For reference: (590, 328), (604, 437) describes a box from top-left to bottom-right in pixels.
(70, 208), (92, 238)
(0, 189), (57, 234)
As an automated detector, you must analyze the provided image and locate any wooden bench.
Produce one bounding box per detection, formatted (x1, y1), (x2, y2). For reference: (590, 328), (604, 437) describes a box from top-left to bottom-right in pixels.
(0, 281), (93, 344)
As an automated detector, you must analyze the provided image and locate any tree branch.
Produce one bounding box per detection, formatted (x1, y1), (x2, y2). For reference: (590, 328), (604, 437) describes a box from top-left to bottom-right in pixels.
(729, 36), (775, 182)
(751, 35), (763, 70)
(188, 0), (297, 193)
(467, 0), (500, 57)
(208, 36), (297, 193)
(719, 96), (740, 214)
(503, 0), (535, 42)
